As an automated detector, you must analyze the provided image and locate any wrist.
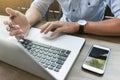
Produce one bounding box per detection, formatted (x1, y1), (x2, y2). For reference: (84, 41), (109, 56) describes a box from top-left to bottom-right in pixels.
(24, 24), (31, 37)
(74, 22), (80, 33)
(77, 20), (87, 34)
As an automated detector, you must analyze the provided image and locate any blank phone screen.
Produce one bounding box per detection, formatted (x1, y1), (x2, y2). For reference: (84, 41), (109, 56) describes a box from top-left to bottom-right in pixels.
(85, 47), (109, 70)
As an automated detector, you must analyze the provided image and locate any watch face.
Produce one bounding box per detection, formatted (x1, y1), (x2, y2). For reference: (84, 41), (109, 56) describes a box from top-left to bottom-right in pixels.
(78, 20), (87, 25)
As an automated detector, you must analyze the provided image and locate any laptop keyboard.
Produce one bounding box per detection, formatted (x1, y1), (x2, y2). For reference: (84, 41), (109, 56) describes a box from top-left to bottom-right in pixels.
(19, 39), (71, 72)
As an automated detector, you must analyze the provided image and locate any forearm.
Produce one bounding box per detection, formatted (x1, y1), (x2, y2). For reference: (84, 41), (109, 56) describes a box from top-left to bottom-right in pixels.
(25, 7), (42, 27)
(84, 18), (120, 36)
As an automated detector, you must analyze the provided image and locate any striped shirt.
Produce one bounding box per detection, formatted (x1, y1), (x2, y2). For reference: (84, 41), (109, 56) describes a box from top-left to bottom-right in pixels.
(31, 0), (120, 22)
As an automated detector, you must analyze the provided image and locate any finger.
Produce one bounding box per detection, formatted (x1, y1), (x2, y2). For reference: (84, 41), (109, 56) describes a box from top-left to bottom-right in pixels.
(40, 22), (51, 33)
(51, 28), (63, 37)
(15, 34), (25, 39)
(7, 25), (20, 31)
(4, 21), (11, 30)
(4, 21), (18, 32)
(9, 33), (14, 36)
(4, 21), (10, 25)
(4, 21), (14, 31)
(9, 25), (23, 35)
(44, 22), (60, 34)
(4, 21), (13, 26)
(5, 7), (19, 16)
(6, 26), (11, 31)
(11, 25), (20, 30)
(10, 29), (23, 36)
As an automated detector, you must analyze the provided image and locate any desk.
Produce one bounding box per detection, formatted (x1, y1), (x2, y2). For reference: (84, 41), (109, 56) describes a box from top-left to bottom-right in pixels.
(0, 15), (120, 80)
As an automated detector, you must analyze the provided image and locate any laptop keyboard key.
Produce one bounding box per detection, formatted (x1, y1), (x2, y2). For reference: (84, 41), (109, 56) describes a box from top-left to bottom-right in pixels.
(19, 39), (71, 72)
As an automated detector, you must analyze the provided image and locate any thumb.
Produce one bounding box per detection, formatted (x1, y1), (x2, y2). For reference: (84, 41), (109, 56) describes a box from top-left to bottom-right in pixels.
(5, 7), (19, 16)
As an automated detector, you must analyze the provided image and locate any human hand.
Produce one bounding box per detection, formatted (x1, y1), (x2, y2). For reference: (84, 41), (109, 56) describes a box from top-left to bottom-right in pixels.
(40, 21), (79, 37)
(4, 7), (31, 39)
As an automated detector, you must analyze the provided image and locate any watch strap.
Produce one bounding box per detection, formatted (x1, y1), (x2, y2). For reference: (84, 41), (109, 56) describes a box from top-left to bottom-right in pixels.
(78, 25), (84, 34)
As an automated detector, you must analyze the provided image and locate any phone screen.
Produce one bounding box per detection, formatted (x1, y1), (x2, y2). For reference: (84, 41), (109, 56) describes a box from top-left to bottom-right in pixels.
(84, 47), (109, 70)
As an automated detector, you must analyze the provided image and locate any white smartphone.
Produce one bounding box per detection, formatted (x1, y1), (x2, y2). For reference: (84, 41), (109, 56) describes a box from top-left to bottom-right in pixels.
(82, 45), (111, 74)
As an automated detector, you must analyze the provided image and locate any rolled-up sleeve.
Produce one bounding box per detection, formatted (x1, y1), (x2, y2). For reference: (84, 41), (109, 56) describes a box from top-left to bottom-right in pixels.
(31, 0), (54, 17)
(107, 0), (120, 18)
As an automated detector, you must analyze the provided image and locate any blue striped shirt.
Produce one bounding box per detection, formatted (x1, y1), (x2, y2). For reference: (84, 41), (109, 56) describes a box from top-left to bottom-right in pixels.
(31, 0), (120, 22)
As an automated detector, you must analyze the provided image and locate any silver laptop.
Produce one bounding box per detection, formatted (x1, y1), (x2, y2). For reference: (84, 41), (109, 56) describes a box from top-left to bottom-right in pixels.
(0, 28), (85, 80)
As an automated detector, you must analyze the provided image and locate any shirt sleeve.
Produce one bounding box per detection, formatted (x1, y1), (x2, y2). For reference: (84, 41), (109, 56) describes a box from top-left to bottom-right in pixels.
(31, 0), (54, 17)
(107, 0), (120, 18)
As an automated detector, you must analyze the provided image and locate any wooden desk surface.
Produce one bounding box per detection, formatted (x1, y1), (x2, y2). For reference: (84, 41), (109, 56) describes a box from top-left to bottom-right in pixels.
(0, 15), (120, 80)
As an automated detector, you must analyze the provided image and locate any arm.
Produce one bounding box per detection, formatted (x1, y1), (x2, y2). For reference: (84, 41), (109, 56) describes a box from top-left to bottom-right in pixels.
(40, 18), (120, 37)
(4, 0), (54, 39)
(84, 18), (120, 36)
(40, 0), (120, 37)
(25, 7), (42, 26)
(26, 0), (54, 26)
(84, 0), (120, 36)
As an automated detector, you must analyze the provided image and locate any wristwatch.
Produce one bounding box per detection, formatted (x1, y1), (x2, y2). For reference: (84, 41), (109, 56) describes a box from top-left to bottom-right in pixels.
(77, 20), (87, 34)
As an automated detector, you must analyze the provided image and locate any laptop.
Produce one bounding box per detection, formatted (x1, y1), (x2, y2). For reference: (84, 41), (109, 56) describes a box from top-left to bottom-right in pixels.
(0, 28), (85, 80)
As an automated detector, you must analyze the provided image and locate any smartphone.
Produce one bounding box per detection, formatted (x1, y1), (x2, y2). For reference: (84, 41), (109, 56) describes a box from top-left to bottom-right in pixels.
(82, 45), (110, 74)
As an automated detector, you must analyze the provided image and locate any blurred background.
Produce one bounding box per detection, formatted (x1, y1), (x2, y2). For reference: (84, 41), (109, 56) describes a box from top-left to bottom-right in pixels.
(0, 0), (62, 21)
(0, 0), (33, 15)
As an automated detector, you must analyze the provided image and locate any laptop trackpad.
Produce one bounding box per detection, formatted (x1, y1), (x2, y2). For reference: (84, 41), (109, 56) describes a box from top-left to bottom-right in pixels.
(41, 31), (60, 40)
